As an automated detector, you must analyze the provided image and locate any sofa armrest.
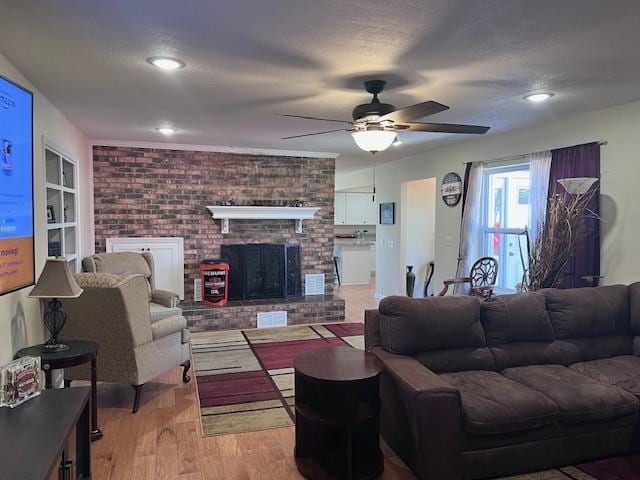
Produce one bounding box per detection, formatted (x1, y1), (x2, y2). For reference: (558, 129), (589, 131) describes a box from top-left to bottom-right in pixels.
(372, 347), (462, 480)
(151, 315), (187, 341)
(151, 289), (179, 308)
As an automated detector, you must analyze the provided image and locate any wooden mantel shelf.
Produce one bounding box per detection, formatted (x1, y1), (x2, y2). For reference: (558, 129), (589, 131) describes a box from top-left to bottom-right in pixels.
(206, 206), (321, 234)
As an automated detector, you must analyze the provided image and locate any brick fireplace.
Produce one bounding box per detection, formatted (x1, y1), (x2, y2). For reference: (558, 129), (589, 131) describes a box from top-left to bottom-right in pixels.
(92, 145), (344, 330)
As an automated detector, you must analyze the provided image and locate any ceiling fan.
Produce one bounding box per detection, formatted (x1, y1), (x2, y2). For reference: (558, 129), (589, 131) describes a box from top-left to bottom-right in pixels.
(282, 80), (490, 154)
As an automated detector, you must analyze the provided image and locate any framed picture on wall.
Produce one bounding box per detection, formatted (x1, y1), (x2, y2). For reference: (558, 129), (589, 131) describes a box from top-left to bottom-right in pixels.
(379, 202), (395, 225)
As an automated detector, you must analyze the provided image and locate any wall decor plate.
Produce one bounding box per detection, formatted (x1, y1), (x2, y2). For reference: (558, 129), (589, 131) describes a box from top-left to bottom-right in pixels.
(441, 172), (462, 207)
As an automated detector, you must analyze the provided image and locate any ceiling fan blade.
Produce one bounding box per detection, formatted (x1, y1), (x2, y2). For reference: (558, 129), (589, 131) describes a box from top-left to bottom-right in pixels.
(282, 114), (353, 125)
(380, 101), (449, 123)
(401, 122), (490, 134)
(281, 128), (351, 140)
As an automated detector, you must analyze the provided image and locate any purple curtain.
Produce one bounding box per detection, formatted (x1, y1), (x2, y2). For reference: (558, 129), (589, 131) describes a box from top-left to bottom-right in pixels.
(548, 142), (600, 288)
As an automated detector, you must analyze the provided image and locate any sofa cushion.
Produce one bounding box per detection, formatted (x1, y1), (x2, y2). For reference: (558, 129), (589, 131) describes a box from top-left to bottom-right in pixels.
(630, 282), (640, 335)
(556, 335), (633, 365)
(414, 347), (495, 374)
(481, 292), (553, 345)
(542, 285), (630, 339)
(379, 295), (485, 355)
(570, 356), (640, 397)
(439, 371), (558, 435)
(490, 341), (566, 370)
(502, 364), (639, 424)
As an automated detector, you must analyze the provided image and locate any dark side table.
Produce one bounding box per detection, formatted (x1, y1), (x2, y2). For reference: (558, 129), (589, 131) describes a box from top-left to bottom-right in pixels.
(294, 345), (384, 480)
(16, 340), (103, 441)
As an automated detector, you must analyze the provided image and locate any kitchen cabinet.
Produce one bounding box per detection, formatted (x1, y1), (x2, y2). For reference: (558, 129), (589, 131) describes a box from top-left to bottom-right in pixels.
(334, 192), (376, 225)
(334, 192), (347, 225)
(106, 237), (185, 299)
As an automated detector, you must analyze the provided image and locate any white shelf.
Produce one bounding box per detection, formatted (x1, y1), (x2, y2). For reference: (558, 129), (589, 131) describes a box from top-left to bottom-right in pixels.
(206, 206), (321, 234)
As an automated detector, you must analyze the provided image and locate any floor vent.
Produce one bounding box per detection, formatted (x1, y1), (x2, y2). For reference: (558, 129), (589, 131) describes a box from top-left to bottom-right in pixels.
(257, 311), (288, 328)
(305, 274), (325, 295)
(193, 278), (203, 302)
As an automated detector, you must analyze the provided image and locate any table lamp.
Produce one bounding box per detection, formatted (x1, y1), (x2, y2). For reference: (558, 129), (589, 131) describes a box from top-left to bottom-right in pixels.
(29, 258), (83, 352)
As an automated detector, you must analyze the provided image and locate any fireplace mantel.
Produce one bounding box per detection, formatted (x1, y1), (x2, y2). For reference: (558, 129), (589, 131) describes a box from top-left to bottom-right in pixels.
(206, 206), (321, 234)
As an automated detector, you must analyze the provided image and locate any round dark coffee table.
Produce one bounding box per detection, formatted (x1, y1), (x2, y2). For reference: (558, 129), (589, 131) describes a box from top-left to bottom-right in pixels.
(16, 340), (102, 441)
(294, 345), (384, 480)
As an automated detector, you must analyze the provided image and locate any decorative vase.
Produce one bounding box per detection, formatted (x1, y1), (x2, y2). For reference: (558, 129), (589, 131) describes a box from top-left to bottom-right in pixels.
(406, 265), (415, 297)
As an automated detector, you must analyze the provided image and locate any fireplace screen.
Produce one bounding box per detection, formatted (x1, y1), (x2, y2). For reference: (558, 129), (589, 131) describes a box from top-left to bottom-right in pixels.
(221, 244), (301, 300)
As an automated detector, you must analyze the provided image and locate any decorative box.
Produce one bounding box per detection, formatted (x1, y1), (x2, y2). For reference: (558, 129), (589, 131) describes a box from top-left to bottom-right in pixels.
(0, 356), (42, 408)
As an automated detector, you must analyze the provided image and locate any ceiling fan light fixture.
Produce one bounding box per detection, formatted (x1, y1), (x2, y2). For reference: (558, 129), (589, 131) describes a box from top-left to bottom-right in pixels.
(351, 129), (397, 154)
(156, 126), (177, 135)
(525, 92), (553, 103)
(147, 56), (185, 71)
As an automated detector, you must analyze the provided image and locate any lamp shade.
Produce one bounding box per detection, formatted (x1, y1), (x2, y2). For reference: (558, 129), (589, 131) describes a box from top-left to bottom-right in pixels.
(557, 177), (599, 195)
(29, 258), (83, 298)
(351, 129), (397, 153)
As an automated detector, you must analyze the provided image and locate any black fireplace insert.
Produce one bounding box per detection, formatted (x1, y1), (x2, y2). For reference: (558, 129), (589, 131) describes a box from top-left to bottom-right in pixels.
(221, 244), (302, 300)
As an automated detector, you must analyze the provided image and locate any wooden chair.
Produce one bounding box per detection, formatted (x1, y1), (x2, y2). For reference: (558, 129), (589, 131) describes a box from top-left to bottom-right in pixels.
(439, 257), (498, 298)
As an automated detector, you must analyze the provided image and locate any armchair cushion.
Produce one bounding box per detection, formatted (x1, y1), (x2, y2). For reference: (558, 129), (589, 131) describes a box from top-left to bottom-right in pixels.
(151, 289), (179, 308)
(151, 315), (187, 341)
(83, 252), (152, 279)
(150, 303), (183, 323)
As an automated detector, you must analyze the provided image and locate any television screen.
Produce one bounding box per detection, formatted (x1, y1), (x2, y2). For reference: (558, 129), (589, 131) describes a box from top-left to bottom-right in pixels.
(0, 75), (34, 295)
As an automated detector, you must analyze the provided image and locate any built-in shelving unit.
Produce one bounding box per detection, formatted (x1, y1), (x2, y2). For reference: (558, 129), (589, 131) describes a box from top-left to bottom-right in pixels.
(45, 146), (79, 272)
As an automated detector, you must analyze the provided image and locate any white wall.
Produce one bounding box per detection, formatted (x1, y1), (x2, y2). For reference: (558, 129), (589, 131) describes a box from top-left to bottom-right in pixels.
(0, 53), (92, 364)
(400, 178), (436, 297)
(339, 99), (640, 299)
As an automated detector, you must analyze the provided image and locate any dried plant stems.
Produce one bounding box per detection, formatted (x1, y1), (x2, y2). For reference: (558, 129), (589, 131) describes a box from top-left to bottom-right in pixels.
(524, 187), (599, 290)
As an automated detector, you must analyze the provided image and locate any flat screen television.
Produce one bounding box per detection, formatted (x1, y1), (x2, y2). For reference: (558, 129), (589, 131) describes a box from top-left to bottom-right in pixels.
(0, 75), (34, 295)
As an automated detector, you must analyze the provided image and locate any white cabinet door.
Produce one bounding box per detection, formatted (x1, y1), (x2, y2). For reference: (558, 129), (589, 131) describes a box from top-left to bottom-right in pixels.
(345, 193), (365, 224)
(334, 192), (347, 225)
(345, 193), (376, 225)
(106, 237), (185, 299)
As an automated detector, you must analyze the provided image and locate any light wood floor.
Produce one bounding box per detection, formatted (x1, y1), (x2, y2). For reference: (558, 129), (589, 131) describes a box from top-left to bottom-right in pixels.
(91, 279), (416, 480)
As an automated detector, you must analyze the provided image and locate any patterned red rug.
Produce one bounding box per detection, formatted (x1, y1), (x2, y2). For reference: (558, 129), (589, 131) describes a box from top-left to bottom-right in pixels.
(191, 322), (364, 436)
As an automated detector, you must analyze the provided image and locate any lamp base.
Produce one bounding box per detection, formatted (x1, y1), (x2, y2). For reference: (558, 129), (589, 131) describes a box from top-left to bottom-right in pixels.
(42, 298), (69, 353)
(41, 341), (70, 353)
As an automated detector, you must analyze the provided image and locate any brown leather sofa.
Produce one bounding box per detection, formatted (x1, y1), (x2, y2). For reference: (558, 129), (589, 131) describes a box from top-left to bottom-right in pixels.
(365, 284), (640, 479)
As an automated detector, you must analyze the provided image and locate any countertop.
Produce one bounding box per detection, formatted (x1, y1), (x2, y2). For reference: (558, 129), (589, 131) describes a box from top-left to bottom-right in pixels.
(334, 238), (375, 247)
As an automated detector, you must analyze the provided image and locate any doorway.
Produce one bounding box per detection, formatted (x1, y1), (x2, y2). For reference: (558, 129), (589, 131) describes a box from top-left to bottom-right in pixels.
(400, 178), (436, 297)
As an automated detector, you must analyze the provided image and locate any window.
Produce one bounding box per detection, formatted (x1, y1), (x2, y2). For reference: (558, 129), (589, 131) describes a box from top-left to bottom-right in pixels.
(482, 163), (530, 290)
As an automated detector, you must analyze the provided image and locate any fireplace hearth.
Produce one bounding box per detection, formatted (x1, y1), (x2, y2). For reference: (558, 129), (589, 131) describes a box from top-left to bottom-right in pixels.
(221, 244), (301, 301)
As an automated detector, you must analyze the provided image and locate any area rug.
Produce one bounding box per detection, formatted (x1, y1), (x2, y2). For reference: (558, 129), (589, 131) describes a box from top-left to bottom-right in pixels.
(503, 456), (640, 479)
(191, 322), (364, 436)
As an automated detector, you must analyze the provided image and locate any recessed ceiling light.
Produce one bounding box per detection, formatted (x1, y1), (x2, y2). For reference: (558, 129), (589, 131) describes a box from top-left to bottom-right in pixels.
(525, 92), (553, 103)
(147, 56), (185, 71)
(156, 127), (177, 135)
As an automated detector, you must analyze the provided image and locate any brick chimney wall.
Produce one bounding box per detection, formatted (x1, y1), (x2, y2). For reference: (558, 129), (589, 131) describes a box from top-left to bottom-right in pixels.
(92, 146), (336, 300)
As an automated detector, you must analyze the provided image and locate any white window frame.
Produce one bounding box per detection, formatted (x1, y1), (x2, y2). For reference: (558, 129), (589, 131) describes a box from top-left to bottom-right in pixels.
(481, 162), (530, 289)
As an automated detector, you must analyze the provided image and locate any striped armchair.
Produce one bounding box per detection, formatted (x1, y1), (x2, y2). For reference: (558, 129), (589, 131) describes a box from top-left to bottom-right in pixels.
(63, 273), (191, 413)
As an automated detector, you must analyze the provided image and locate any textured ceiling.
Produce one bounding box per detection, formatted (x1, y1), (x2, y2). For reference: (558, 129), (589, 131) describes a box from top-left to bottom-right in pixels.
(2, 0), (640, 173)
